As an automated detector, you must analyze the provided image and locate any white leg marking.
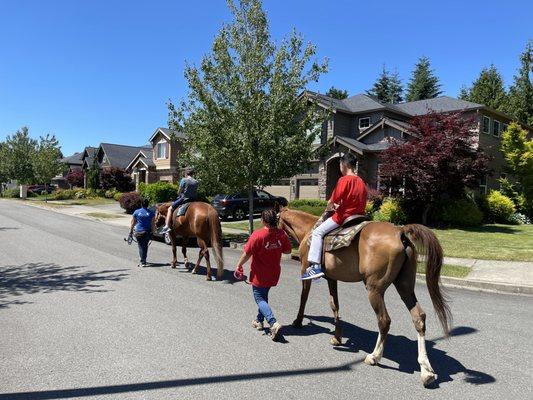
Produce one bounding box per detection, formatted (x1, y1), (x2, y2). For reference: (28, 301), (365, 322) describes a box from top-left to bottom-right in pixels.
(417, 334), (436, 386)
(364, 333), (384, 365)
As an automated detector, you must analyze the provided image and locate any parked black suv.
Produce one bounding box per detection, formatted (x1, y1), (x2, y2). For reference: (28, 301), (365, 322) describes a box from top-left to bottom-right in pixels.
(212, 189), (288, 220)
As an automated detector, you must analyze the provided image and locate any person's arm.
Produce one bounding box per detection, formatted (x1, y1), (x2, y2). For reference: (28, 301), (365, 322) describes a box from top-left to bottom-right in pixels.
(130, 216), (136, 234)
(177, 178), (185, 195)
(235, 250), (252, 270)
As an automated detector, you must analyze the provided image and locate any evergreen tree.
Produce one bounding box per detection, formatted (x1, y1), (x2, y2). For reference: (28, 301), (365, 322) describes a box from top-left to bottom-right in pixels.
(459, 65), (508, 111)
(326, 86), (348, 99)
(406, 56), (442, 101)
(367, 65), (403, 103)
(169, 0), (327, 233)
(506, 41), (533, 126)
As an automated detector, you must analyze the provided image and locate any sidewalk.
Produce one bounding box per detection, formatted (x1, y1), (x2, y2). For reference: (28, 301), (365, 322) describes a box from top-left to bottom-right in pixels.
(10, 199), (533, 295)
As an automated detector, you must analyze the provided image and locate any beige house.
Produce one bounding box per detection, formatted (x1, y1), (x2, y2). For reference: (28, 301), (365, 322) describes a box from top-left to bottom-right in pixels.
(126, 127), (186, 189)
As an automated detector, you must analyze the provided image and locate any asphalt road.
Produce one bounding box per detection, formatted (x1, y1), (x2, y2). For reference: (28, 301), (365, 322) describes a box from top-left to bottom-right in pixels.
(1, 200), (532, 400)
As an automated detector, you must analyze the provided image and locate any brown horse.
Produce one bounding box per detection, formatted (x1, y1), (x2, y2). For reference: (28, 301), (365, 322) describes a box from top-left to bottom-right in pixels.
(154, 202), (224, 281)
(277, 207), (451, 387)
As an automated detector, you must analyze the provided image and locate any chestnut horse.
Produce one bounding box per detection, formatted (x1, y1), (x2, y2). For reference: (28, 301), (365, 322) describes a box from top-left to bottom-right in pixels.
(277, 207), (451, 387)
(154, 202), (224, 281)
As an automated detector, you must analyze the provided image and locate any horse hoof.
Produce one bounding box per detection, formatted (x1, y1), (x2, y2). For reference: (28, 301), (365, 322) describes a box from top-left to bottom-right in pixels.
(292, 320), (303, 328)
(191, 270), (197, 274)
(330, 336), (342, 346)
(171, 265), (177, 269)
(421, 370), (436, 387)
(364, 354), (378, 366)
(206, 277), (212, 281)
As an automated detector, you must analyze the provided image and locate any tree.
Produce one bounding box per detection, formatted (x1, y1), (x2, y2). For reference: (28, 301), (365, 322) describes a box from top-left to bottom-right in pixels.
(406, 56), (442, 101)
(379, 112), (490, 223)
(459, 64), (508, 111)
(33, 134), (63, 195)
(506, 41), (533, 126)
(66, 169), (85, 188)
(168, 0), (328, 233)
(4, 127), (37, 184)
(500, 122), (533, 215)
(100, 167), (134, 192)
(86, 155), (100, 190)
(0, 142), (8, 186)
(326, 86), (348, 99)
(367, 65), (403, 103)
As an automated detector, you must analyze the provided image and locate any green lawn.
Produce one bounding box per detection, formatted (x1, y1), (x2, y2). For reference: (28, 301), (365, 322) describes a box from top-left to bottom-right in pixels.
(417, 263), (471, 278)
(432, 224), (533, 262)
(84, 212), (122, 219)
(222, 220), (262, 231)
(27, 197), (116, 206)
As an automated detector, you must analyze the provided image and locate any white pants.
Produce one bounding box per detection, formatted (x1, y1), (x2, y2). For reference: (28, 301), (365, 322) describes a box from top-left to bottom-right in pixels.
(307, 217), (340, 265)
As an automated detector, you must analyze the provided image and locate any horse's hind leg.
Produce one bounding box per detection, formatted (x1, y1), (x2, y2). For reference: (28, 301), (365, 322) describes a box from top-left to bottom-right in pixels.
(327, 278), (342, 346)
(181, 236), (189, 269)
(203, 249), (212, 281)
(394, 276), (436, 387)
(364, 289), (391, 366)
(292, 280), (311, 328)
(170, 234), (178, 268)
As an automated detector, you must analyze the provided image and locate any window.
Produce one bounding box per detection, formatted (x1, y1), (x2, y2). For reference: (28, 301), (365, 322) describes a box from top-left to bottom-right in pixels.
(493, 120), (500, 137)
(482, 116), (490, 134)
(156, 141), (167, 159)
(257, 190), (270, 199)
(480, 174), (488, 194)
(359, 117), (371, 130)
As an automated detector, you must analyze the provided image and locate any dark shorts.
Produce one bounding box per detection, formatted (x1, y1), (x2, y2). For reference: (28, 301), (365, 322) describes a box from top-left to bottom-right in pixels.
(172, 196), (191, 210)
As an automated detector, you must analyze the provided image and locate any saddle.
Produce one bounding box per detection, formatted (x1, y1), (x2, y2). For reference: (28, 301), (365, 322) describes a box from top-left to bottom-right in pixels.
(308, 212), (371, 253)
(175, 202), (192, 217)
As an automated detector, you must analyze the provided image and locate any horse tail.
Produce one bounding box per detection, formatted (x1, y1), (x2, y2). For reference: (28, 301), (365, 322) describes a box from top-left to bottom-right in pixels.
(401, 224), (451, 336)
(207, 205), (224, 273)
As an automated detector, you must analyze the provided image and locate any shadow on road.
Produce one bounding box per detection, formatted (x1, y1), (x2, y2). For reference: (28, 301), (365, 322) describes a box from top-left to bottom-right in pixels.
(0, 361), (359, 400)
(284, 315), (495, 388)
(0, 262), (129, 309)
(0, 226), (19, 231)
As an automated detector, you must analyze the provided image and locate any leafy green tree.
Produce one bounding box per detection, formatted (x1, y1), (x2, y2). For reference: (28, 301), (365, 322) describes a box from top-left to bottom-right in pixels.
(367, 65), (403, 103)
(33, 134), (64, 195)
(168, 0), (328, 233)
(406, 56), (442, 101)
(0, 142), (9, 186)
(506, 41), (533, 126)
(4, 127), (37, 184)
(459, 65), (508, 111)
(326, 86), (348, 99)
(500, 122), (533, 215)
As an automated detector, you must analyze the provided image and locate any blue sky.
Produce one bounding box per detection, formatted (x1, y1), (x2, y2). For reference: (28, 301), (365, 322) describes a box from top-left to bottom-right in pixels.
(0, 0), (531, 155)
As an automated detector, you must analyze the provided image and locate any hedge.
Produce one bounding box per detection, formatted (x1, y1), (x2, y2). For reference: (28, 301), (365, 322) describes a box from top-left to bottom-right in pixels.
(138, 181), (179, 204)
(373, 198), (406, 224)
(484, 190), (516, 223)
(438, 198), (483, 227)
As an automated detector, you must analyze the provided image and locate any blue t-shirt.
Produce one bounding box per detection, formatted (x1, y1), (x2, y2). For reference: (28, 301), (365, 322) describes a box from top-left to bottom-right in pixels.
(179, 176), (198, 199)
(133, 207), (155, 232)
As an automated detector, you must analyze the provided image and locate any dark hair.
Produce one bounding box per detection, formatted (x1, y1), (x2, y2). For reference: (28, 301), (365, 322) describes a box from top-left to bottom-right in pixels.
(186, 168), (195, 176)
(261, 208), (278, 228)
(142, 198), (149, 208)
(340, 153), (357, 170)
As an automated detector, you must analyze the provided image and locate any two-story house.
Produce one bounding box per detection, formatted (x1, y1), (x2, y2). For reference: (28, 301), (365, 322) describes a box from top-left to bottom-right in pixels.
(291, 91), (530, 200)
(126, 127), (186, 189)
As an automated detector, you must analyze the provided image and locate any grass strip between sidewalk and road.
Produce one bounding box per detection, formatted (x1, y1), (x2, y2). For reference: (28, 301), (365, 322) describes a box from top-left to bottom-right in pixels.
(84, 212), (122, 219)
(417, 263), (471, 278)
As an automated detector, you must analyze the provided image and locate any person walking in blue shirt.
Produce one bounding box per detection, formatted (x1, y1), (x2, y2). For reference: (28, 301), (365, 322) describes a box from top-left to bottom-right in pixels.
(130, 198), (155, 267)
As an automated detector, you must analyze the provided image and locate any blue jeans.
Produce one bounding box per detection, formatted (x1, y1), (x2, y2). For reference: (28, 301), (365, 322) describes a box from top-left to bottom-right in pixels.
(172, 195), (190, 210)
(252, 286), (276, 326)
(136, 232), (151, 264)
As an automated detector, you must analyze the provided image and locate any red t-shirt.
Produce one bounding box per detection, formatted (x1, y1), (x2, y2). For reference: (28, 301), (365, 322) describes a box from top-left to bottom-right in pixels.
(244, 227), (292, 288)
(330, 175), (368, 224)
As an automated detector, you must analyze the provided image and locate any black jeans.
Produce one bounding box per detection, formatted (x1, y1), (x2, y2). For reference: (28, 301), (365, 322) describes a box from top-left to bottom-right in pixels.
(135, 232), (151, 264)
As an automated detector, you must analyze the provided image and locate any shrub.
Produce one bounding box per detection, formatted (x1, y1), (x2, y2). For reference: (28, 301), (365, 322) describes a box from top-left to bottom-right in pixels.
(373, 198), (406, 224)
(85, 188), (105, 198)
(289, 199), (327, 216)
(1, 188), (20, 198)
(66, 169), (84, 188)
(100, 167), (135, 192)
(74, 189), (87, 199)
(104, 188), (119, 199)
(138, 181), (179, 204)
(485, 190), (516, 223)
(365, 201), (375, 215)
(113, 192), (123, 201)
(52, 189), (77, 200)
(507, 213), (531, 225)
(438, 198), (483, 227)
(119, 191), (142, 214)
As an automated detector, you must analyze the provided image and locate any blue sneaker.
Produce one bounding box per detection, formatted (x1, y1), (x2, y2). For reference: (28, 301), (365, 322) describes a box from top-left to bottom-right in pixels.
(301, 264), (325, 280)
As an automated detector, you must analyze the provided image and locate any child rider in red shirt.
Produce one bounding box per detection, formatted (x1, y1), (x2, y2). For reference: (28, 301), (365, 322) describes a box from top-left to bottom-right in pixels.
(235, 208), (292, 341)
(302, 153), (367, 280)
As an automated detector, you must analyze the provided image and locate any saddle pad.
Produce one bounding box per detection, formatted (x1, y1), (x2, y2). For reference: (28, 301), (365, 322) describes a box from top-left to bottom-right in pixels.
(176, 202), (191, 217)
(323, 220), (371, 252)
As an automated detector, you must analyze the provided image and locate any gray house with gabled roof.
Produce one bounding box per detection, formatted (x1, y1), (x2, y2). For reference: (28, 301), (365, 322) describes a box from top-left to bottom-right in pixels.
(272, 91), (529, 201)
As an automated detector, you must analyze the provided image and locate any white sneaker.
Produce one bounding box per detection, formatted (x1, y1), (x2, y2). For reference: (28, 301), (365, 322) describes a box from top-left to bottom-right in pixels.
(161, 226), (171, 234)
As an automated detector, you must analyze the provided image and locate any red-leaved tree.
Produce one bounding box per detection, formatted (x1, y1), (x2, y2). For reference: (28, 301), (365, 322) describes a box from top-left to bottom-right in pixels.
(100, 167), (134, 192)
(379, 112), (490, 223)
(66, 169), (84, 188)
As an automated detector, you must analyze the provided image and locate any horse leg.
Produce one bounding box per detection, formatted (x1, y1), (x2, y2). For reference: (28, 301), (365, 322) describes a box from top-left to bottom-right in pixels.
(170, 234), (178, 268)
(327, 278), (342, 346)
(394, 280), (436, 386)
(292, 280), (312, 328)
(364, 289), (391, 366)
(181, 236), (189, 269)
(191, 239), (206, 276)
(204, 249), (212, 281)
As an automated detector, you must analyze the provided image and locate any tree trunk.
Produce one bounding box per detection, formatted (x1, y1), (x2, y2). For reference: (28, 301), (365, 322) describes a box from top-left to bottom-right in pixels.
(422, 205), (429, 225)
(248, 184), (254, 235)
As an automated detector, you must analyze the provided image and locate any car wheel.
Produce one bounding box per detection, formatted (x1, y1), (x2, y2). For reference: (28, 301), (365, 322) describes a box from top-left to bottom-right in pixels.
(164, 232), (172, 245)
(233, 207), (246, 220)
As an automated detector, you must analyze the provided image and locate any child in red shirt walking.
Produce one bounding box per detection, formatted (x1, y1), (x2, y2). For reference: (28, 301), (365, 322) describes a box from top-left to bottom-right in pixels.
(302, 153), (367, 280)
(235, 208), (292, 340)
